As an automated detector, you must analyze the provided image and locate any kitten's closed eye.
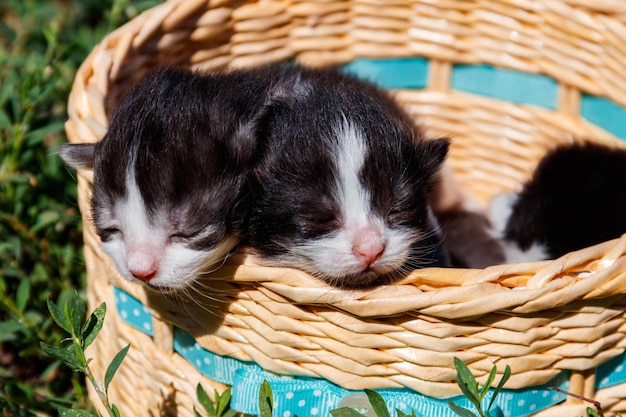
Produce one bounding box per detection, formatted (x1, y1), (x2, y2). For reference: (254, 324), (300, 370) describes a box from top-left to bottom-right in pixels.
(169, 230), (201, 243)
(98, 227), (121, 241)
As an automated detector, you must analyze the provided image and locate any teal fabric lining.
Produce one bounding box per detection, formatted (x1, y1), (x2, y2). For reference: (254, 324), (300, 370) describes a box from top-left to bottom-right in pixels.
(450, 64), (558, 109)
(342, 58), (626, 141)
(342, 57), (429, 90)
(596, 351), (626, 389)
(581, 94), (626, 141)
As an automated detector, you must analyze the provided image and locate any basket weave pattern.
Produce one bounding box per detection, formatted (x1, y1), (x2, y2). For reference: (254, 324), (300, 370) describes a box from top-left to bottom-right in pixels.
(65, 1), (626, 415)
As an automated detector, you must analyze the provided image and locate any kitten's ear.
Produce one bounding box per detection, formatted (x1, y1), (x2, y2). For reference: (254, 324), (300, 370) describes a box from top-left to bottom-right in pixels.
(421, 137), (450, 175)
(58, 143), (96, 170)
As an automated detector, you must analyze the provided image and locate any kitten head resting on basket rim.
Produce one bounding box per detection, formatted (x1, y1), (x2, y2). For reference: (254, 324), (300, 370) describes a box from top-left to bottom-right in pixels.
(60, 64), (500, 291)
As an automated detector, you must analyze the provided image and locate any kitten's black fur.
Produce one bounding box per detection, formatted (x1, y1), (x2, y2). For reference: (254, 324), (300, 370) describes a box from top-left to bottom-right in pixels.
(60, 66), (283, 289)
(501, 141), (626, 259)
(246, 66), (449, 288)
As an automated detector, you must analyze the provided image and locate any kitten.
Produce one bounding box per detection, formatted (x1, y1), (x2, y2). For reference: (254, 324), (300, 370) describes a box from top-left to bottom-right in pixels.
(246, 66), (450, 288)
(60, 66), (276, 290)
(489, 141), (626, 262)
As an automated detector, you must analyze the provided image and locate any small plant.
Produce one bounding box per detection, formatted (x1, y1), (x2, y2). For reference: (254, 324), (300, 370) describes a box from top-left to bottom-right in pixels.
(550, 386), (624, 417)
(255, 356), (510, 417)
(195, 383), (237, 417)
(331, 389), (416, 417)
(448, 358), (511, 417)
(40, 292), (129, 416)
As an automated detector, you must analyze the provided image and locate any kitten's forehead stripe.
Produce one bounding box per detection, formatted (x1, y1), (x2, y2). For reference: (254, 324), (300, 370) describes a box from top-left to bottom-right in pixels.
(120, 168), (163, 243)
(333, 118), (372, 226)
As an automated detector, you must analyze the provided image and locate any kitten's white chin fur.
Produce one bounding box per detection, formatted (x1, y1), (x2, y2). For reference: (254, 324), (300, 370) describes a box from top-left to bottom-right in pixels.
(103, 236), (237, 290)
(295, 119), (413, 280)
(488, 191), (548, 263)
(283, 225), (414, 279)
(100, 170), (239, 290)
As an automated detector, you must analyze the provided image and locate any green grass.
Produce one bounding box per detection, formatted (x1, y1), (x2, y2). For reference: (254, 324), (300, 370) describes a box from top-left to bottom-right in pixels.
(0, 0), (159, 415)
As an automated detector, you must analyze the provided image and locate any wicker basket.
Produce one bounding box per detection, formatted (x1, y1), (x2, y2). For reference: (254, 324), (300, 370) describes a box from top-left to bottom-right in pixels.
(64, 0), (626, 416)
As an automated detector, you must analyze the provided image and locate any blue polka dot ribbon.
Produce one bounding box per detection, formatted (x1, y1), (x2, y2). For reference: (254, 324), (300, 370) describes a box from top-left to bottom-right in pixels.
(114, 288), (626, 416)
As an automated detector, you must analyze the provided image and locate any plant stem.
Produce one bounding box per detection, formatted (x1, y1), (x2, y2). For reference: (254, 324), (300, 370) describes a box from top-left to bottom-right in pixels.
(548, 387), (603, 417)
(84, 364), (116, 417)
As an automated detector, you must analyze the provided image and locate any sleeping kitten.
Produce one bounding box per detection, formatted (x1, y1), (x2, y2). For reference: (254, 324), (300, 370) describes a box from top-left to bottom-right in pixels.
(60, 66), (277, 290)
(489, 141), (626, 262)
(246, 66), (451, 288)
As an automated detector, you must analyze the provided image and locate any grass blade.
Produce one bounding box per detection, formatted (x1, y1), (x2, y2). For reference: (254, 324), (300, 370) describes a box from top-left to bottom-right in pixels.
(104, 344), (130, 395)
(330, 408), (369, 417)
(216, 387), (232, 416)
(71, 292), (86, 339)
(58, 407), (97, 416)
(448, 401), (479, 417)
(453, 358), (481, 411)
(258, 380), (274, 417)
(364, 389), (391, 417)
(15, 279), (30, 312)
(586, 407), (601, 417)
(487, 365), (511, 412)
(47, 297), (72, 334)
(39, 342), (84, 372)
(82, 303), (106, 350)
(479, 366), (497, 401)
(196, 384), (216, 415)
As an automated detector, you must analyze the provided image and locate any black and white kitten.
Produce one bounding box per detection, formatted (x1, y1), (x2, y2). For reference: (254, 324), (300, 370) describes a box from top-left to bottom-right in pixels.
(246, 66), (450, 288)
(60, 66), (277, 290)
(489, 141), (626, 262)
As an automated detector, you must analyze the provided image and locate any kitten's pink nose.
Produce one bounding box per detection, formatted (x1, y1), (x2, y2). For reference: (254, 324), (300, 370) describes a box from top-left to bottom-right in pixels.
(127, 248), (160, 283)
(130, 268), (157, 282)
(352, 226), (385, 266)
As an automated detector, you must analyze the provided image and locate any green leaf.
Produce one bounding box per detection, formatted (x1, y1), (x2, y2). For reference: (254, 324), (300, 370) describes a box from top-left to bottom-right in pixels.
(364, 389), (390, 417)
(448, 401), (479, 417)
(47, 297), (72, 334)
(25, 121), (65, 145)
(487, 365), (510, 413)
(194, 409), (204, 417)
(222, 409), (237, 417)
(58, 407), (98, 416)
(216, 387), (232, 416)
(15, 278), (30, 312)
(479, 366), (497, 401)
(30, 209), (61, 233)
(39, 342), (84, 372)
(586, 407), (600, 417)
(82, 303), (106, 349)
(196, 383), (216, 415)
(0, 319), (25, 342)
(258, 380), (274, 417)
(104, 344), (130, 395)
(71, 291), (87, 338)
(330, 408), (368, 417)
(109, 403), (121, 417)
(454, 357), (481, 411)
(397, 410), (417, 417)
